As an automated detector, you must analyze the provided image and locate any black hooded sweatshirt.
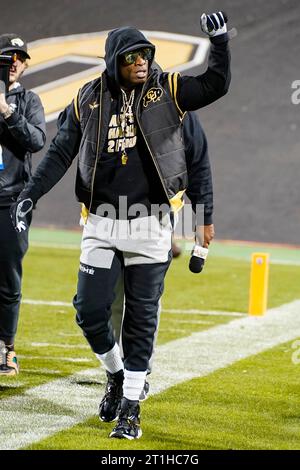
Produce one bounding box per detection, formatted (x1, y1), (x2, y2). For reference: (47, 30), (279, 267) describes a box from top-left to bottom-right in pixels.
(21, 26), (229, 223)
(91, 27), (166, 216)
(91, 26), (228, 217)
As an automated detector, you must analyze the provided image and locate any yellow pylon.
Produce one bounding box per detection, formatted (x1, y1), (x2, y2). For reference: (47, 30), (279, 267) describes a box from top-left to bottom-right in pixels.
(248, 253), (270, 316)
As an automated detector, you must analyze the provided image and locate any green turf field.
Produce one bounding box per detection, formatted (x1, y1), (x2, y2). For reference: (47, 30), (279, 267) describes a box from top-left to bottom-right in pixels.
(0, 229), (300, 450)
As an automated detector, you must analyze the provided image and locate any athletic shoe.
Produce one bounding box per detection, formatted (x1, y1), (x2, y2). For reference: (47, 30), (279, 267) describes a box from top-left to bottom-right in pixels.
(110, 397), (142, 440)
(99, 369), (124, 422)
(139, 380), (150, 401)
(0, 340), (19, 376)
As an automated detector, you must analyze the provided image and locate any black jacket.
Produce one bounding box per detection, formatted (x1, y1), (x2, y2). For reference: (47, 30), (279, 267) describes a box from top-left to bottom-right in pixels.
(0, 83), (46, 206)
(23, 27), (229, 222)
(184, 113), (213, 225)
(75, 70), (189, 213)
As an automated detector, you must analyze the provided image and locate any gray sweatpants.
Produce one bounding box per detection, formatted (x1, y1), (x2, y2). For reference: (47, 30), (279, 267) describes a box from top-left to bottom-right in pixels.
(74, 213), (172, 371)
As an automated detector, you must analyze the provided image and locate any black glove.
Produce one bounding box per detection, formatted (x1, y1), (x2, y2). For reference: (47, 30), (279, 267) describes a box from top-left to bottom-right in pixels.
(10, 197), (33, 232)
(200, 11), (228, 37)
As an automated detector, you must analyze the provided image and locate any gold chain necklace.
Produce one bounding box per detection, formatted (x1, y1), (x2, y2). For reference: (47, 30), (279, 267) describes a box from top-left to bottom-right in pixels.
(120, 89), (135, 165)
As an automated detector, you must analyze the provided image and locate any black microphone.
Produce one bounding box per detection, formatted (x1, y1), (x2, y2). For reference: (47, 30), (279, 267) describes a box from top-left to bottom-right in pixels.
(189, 244), (209, 273)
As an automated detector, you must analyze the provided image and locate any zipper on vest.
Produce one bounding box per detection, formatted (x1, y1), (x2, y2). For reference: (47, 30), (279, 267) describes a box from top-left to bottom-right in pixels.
(136, 79), (170, 204)
(88, 80), (102, 215)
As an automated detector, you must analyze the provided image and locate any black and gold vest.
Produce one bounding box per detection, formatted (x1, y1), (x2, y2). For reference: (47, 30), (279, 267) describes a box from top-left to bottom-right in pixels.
(74, 70), (188, 214)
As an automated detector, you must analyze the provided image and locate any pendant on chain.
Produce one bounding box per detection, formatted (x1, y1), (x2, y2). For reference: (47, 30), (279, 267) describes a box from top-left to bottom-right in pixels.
(121, 152), (128, 165)
(119, 89), (134, 167)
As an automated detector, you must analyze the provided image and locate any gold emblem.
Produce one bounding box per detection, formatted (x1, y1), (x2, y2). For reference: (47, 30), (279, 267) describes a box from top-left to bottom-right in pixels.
(121, 153), (128, 165)
(89, 100), (100, 110)
(143, 87), (163, 108)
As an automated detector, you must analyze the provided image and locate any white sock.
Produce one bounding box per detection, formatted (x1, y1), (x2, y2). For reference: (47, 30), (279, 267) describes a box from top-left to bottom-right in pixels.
(95, 343), (124, 374)
(123, 369), (147, 401)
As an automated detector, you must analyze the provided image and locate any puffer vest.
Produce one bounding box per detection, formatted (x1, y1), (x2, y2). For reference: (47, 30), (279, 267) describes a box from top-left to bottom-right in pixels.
(75, 70), (188, 213)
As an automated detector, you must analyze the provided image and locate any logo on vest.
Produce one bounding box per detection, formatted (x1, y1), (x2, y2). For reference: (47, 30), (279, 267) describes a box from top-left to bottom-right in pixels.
(89, 100), (100, 110)
(143, 87), (163, 108)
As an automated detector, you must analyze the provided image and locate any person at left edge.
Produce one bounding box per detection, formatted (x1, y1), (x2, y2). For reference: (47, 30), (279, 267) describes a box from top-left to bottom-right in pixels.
(0, 34), (46, 375)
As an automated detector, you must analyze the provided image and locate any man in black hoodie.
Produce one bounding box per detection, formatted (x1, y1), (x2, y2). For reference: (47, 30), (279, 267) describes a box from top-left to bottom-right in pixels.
(11, 12), (230, 439)
(0, 34), (46, 375)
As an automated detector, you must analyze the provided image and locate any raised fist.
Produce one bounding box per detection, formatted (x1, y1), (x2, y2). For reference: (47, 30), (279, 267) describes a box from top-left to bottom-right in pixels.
(200, 11), (228, 37)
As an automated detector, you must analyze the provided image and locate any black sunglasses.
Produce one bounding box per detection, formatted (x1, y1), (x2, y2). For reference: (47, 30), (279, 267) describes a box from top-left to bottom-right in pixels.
(120, 48), (153, 65)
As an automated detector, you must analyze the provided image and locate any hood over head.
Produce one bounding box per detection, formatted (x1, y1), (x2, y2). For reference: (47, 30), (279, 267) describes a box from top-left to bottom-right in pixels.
(104, 26), (155, 84)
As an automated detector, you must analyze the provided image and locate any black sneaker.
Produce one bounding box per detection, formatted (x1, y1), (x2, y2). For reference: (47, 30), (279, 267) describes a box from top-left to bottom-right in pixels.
(110, 397), (142, 440)
(99, 369), (124, 422)
(139, 380), (150, 401)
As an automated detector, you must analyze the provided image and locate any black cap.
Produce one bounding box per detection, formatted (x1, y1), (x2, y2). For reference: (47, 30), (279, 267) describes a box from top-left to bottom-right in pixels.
(0, 33), (30, 59)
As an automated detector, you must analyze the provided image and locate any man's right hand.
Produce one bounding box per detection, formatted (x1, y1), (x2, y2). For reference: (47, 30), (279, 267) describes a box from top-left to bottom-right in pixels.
(10, 197), (33, 232)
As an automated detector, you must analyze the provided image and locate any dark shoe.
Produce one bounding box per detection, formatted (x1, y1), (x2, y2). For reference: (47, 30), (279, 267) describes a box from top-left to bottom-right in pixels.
(99, 369), (124, 422)
(0, 340), (19, 376)
(139, 380), (150, 401)
(110, 397), (142, 440)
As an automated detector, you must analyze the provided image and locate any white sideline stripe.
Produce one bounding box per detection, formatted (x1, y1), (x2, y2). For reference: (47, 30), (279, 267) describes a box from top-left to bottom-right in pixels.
(18, 355), (93, 364)
(29, 241), (300, 266)
(0, 382), (25, 388)
(22, 299), (245, 317)
(23, 299), (74, 307)
(162, 309), (245, 317)
(29, 342), (90, 350)
(170, 319), (213, 325)
(150, 300), (300, 394)
(1, 300), (300, 450)
(30, 241), (80, 250)
(21, 369), (62, 375)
